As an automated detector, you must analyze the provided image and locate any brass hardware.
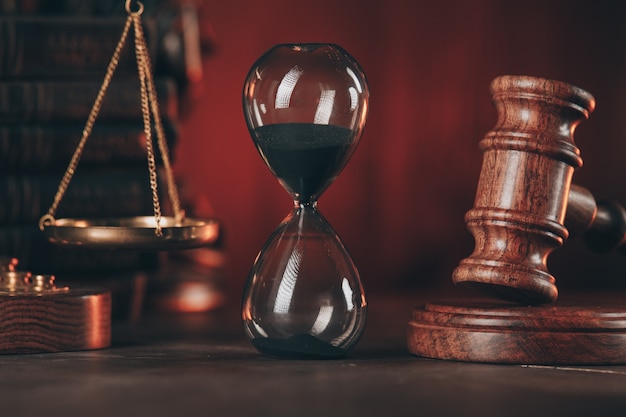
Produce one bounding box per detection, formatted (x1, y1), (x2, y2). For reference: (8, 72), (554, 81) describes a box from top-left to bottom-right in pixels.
(0, 259), (68, 295)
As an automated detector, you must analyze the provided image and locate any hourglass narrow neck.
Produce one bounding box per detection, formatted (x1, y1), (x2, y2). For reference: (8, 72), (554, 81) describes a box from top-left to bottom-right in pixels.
(294, 200), (318, 209)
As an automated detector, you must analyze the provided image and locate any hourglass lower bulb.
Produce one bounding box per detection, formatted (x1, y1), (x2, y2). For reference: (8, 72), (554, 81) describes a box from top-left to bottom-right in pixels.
(241, 43), (370, 359)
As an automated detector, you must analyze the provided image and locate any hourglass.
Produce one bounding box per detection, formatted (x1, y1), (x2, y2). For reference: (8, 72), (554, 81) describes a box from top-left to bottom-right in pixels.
(241, 44), (369, 359)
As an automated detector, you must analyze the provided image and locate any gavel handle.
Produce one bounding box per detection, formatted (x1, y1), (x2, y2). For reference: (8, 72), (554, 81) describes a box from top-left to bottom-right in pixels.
(566, 184), (626, 253)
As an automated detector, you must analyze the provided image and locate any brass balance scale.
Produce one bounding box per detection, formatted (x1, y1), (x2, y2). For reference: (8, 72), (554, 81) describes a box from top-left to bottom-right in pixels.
(1, 1), (219, 354)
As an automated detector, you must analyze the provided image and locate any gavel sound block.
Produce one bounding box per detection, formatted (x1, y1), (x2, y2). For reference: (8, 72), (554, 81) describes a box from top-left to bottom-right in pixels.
(407, 75), (626, 365)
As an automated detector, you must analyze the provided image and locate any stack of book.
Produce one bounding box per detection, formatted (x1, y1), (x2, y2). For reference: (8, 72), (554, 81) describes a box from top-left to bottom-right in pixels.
(0, 8), (180, 278)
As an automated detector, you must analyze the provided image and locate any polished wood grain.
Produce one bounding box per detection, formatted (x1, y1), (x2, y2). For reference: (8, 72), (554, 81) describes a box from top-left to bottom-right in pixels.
(407, 299), (626, 365)
(566, 184), (626, 254)
(452, 75), (596, 305)
(0, 288), (111, 354)
(408, 75), (626, 365)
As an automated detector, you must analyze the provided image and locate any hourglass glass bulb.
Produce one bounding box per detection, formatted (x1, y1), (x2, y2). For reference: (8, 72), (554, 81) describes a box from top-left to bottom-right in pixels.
(243, 43), (369, 203)
(242, 204), (366, 358)
(242, 43), (369, 358)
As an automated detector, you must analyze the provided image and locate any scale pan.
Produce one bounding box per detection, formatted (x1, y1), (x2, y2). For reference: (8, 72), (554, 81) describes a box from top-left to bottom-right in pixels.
(42, 216), (220, 250)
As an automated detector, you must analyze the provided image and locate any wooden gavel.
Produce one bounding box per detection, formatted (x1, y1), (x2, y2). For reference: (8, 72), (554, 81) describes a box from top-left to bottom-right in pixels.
(453, 75), (626, 305)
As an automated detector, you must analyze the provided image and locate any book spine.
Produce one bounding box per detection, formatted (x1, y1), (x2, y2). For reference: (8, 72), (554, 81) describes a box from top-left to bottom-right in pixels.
(0, 78), (178, 123)
(0, 16), (157, 78)
(0, 169), (158, 224)
(0, 122), (179, 172)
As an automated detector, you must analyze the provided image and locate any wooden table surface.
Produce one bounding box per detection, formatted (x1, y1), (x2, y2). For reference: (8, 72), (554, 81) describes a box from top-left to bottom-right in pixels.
(2, 289), (626, 417)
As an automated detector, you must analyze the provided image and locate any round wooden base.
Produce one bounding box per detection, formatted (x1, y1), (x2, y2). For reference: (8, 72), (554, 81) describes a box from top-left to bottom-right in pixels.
(407, 299), (626, 365)
(0, 288), (111, 354)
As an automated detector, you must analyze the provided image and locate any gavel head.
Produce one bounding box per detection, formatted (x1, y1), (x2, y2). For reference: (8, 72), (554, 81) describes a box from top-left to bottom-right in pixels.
(452, 75), (596, 305)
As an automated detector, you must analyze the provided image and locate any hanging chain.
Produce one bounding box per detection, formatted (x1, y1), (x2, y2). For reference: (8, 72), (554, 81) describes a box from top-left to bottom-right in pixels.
(132, 9), (184, 233)
(38, 14), (133, 231)
(39, 0), (184, 237)
(133, 11), (163, 236)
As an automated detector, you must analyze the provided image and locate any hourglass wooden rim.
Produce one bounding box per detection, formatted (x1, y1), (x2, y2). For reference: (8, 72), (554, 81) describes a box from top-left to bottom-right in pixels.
(407, 75), (626, 365)
(38, 0), (220, 251)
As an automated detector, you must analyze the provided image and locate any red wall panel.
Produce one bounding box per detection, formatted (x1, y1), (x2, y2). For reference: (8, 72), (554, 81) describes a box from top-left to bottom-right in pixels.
(175, 0), (626, 296)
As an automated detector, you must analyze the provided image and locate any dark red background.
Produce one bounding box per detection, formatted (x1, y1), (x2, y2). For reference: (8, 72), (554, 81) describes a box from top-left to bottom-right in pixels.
(174, 0), (626, 297)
